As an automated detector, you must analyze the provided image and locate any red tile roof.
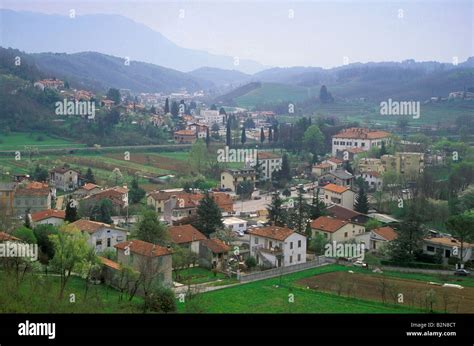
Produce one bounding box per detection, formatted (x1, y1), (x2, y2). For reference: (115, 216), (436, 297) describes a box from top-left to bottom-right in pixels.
(200, 238), (230, 253)
(323, 183), (350, 194)
(82, 183), (99, 191)
(333, 128), (391, 140)
(168, 224), (207, 244)
(115, 240), (172, 257)
(15, 187), (50, 196)
(326, 205), (362, 220)
(311, 216), (348, 233)
(373, 227), (398, 241)
(98, 256), (121, 270)
(0, 231), (20, 242)
(31, 209), (65, 222)
(71, 219), (117, 234)
(248, 226), (294, 241)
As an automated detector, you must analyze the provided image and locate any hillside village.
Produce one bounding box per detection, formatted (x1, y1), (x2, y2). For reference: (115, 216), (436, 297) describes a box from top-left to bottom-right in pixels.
(1, 72), (473, 314)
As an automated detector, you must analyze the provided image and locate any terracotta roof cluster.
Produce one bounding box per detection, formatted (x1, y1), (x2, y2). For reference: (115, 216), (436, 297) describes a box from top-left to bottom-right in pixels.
(248, 226), (294, 241)
(326, 157), (343, 164)
(26, 182), (50, 189)
(152, 191), (234, 213)
(174, 130), (196, 136)
(311, 216), (348, 233)
(322, 183), (350, 194)
(31, 209), (65, 222)
(327, 205), (362, 220)
(211, 192), (234, 213)
(333, 128), (391, 140)
(168, 224), (207, 244)
(373, 226), (398, 241)
(200, 238), (230, 254)
(313, 163), (332, 169)
(115, 240), (172, 257)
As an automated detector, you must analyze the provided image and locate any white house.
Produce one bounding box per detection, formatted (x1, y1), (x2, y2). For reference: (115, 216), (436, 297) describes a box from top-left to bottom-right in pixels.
(223, 217), (248, 236)
(248, 226), (306, 268)
(246, 152), (282, 181)
(71, 219), (127, 253)
(332, 128), (391, 156)
(201, 110), (223, 125)
(423, 237), (473, 263)
(31, 209), (65, 227)
(357, 171), (383, 191)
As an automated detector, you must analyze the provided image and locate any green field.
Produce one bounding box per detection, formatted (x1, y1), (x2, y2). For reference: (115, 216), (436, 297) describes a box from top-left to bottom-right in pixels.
(178, 265), (422, 313)
(235, 83), (318, 109)
(0, 132), (83, 150)
(0, 273), (143, 313)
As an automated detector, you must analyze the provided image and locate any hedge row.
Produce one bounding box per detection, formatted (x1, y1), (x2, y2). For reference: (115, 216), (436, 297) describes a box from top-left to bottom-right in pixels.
(380, 260), (448, 270)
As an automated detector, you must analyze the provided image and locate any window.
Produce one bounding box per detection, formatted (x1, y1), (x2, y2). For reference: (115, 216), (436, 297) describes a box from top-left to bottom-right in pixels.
(297, 254), (301, 262)
(290, 242), (293, 249)
(96, 240), (102, 246)
(289, 256), (293, 264)
(107, 238), (111, 247)
(427, 246), (435, 252)
(298, 240), (301, 248)
(255, 237), (259, 245)
(344, 232), (348, 238)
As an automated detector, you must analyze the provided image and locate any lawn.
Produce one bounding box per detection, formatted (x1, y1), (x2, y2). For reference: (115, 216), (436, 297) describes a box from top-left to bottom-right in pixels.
(0, 273), (143, 313)
(0, 132), (82, 150)
(174, 267), (227, 285)
(178, 265), (421, 313)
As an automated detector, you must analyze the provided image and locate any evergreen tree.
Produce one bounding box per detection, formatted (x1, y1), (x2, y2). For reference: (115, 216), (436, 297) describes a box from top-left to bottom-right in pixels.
(194, 193), (223, 237)
(273, 125), (279, 142)
(389, 211), (425, 263)
(254, 158), (264, 184)
(106, 88), (121, 104)
(279, 154), (291, 181)
(226, 122), (231, 147)
(309, 188), (326, 219)
(24, 209), (32, 229)
(288, 186), (310, 233)
(267, 193), (287, 227)
(164, 98), (170, 114)
(134, 210), (168, 245)
(84, 168), (96, 184)
(65, 199), (78, 223)
(260, 127), (265, 143)
(205, 127), (210, 148)
(170, 101), (179, 117)
(210, 104), (218, 111)
(268, 127), (273, 142)
(319, 85), (333, 103)
(90, 200), (113, 224)
(129, 177), (146, 204)
(379, 141), (388, 157)
(219, 107), (226, 115)
(241, 127), (247, 144)
(354, 188), (369, 214)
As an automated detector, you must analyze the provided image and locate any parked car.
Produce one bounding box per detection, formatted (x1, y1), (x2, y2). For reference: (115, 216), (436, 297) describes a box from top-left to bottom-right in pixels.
(454, 269), (470, 276)
(353, 260), (368, 268)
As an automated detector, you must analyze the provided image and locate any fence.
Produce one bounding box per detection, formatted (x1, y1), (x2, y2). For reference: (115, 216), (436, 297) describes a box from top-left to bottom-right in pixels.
(239, 256), (329, 283)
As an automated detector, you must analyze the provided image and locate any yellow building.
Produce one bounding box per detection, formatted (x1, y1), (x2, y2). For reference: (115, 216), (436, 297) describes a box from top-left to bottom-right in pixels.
(381, 152), (424, 179)
(220, 168), (256, 192)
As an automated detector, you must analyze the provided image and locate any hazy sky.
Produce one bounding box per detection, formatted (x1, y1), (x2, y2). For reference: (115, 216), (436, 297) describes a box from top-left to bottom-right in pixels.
(1, 0), (473, 68)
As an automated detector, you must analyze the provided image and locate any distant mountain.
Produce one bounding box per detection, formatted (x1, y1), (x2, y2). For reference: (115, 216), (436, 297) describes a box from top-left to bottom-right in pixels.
(188, 67), (250, 87)
(31, 51), (212, 93)
(0, 9), (266, 74)
(224, 59), (474, 106)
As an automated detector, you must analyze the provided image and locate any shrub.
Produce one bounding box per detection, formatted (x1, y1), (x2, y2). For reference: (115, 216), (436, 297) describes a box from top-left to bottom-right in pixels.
(380, 260), (447, 270)
(146, 287), (177, 313)
(245, 256), (257, 270)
